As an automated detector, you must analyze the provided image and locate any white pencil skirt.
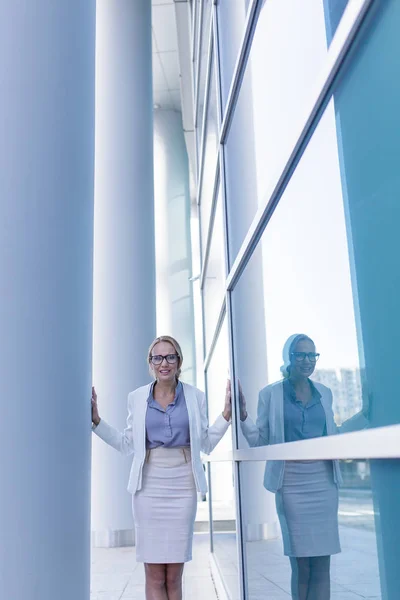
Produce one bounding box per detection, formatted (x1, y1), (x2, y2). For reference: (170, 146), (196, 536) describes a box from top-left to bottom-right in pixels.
(132, 446), (197, 563)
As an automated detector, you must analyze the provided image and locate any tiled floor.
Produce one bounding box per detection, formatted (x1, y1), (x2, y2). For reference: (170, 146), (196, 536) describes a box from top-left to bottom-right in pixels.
(91, 494), (382, 600)
(90, 533), (218, 600)
(213, 525), (381, 600)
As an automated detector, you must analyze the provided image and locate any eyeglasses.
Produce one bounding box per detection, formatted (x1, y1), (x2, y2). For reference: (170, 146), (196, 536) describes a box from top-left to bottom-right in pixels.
(150, 354), (179, 366)
(290, 352), (320, 362)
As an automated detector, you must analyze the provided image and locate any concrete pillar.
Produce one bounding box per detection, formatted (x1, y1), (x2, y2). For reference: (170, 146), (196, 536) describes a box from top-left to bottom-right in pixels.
(154, 109), (196, 385)
(92, 0), (156, 547)
(0, 1), (96, 598)
(328, 1), (400, 597)
(217, 1), (279, 541)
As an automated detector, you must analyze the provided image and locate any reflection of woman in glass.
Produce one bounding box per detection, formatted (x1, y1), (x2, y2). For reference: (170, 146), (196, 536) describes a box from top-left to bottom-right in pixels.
(240, 334), (341, 600)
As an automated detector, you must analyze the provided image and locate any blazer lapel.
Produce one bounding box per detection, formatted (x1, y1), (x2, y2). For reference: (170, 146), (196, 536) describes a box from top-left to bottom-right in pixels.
(182, 383), (197, 441)
(135, 383), (152, 456)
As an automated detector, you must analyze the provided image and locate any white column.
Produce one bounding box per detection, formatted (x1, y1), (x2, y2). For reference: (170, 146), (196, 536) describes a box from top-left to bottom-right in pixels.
(91, 0), (156, 547)
(154, 109), (196, 385)
(218, 1), (279, 541)
(0, 2), (95, 599)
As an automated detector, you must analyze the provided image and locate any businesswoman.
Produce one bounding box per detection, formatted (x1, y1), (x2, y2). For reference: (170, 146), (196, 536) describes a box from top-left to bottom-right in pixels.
(240, 334), (342, 600)
(92, 335), (231, 600)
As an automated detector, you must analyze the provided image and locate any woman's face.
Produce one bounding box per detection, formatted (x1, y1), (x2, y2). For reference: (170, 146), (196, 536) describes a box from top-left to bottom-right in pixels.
(150, 341), (180, 384)
(289, 338), (317, 380)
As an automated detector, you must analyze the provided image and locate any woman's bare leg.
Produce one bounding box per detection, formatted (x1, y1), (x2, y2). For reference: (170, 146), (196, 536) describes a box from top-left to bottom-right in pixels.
(144, 564), (168, 600)
(165, 563), (184, 600)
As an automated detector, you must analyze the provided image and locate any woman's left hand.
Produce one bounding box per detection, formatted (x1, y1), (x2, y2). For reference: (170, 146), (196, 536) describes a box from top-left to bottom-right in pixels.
(222, 379), (232, 422)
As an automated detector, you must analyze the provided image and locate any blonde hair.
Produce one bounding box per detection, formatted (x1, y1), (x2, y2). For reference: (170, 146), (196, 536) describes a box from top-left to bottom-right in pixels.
(147, 335), (183, 380)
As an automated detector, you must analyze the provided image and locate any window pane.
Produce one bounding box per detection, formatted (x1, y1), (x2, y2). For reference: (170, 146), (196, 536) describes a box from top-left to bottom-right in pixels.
(199, 56), (219, 253)
(210, 462), (238, 600)
(196, 0), (213, 131)
(203, 190), (225, 351)
(232, 97), (367, 452)
(232, 0), (400, 445)
(236, 458), (395, 599)
(223, 0), (351, 263)
(205, 326), (238, 594)
(205, 319), (230, 442)
(218, 0), (349, 114)
(217, 0), (248, 110)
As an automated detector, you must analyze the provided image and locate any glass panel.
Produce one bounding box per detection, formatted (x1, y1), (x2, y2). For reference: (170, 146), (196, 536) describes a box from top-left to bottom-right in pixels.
(232, 97), (367, 452)
(199, 55), (219, 253)
(210, 462), (239, 600)
(217, 0), (248, 110)
(205, 326), (238, 594)
(205, 319), (230, 443)
(232, 0), (400, 444)
(218, 0), (349, 113)
(223, 0), (351, 263)
(203, 191), (225, 351)
(197, 0), (213, 130)
(236, 458), (395, 600)
(192, 0), (202, 101)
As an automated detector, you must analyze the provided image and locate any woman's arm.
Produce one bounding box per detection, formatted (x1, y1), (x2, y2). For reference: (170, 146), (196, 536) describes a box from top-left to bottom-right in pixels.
(337, 410), (369, 433)
(199, 391), (230, 455)
(326, 387), (369, 434)
(92, 393), (135, 456)
(240, 388), (270, 447)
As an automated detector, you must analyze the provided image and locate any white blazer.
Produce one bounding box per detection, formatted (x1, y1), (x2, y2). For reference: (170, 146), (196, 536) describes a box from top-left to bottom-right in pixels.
(93, 381), (230, 495)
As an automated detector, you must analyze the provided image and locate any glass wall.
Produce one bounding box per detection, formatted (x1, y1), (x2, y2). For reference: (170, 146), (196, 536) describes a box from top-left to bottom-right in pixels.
(189, 0), (400, 598)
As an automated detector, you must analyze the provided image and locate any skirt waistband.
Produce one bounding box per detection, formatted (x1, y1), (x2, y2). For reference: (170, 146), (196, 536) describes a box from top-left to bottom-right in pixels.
(145, 446), (191, 464)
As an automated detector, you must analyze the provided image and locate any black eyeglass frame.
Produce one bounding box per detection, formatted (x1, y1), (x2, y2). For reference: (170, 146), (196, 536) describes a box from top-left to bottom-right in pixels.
(290, 351), (320, 362)
(149, 353), (180, 365)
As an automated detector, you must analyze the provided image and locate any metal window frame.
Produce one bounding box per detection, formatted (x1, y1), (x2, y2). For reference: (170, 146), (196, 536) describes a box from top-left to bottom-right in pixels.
(202, 423), (400, 463)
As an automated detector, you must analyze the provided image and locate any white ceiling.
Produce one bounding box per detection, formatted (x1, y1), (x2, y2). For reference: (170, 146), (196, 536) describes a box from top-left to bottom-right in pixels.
(152, 0), (196, 191)
(152, 0), (182, 111)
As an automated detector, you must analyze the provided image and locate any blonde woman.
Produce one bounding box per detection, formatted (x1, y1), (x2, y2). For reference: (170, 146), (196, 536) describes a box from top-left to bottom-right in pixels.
(92, 335), (231, 600)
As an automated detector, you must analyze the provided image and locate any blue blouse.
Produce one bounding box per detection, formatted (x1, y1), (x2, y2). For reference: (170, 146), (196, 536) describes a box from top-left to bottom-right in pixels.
(283, 378), (327, 442)
(145, 381), (190, 449)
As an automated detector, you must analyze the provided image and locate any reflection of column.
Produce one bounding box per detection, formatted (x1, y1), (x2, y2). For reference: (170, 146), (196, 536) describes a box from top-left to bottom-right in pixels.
(0, 2), (95, 598)
(327, 2), (400, 597)
(154, 109), (196, 385)
(92, 0), (155, 547)
(218, 2), (279, 541)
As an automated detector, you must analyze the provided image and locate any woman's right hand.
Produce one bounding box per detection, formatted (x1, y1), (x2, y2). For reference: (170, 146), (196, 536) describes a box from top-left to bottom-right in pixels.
(91, 386), (101, 427)
(226, 379), (248, 421)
